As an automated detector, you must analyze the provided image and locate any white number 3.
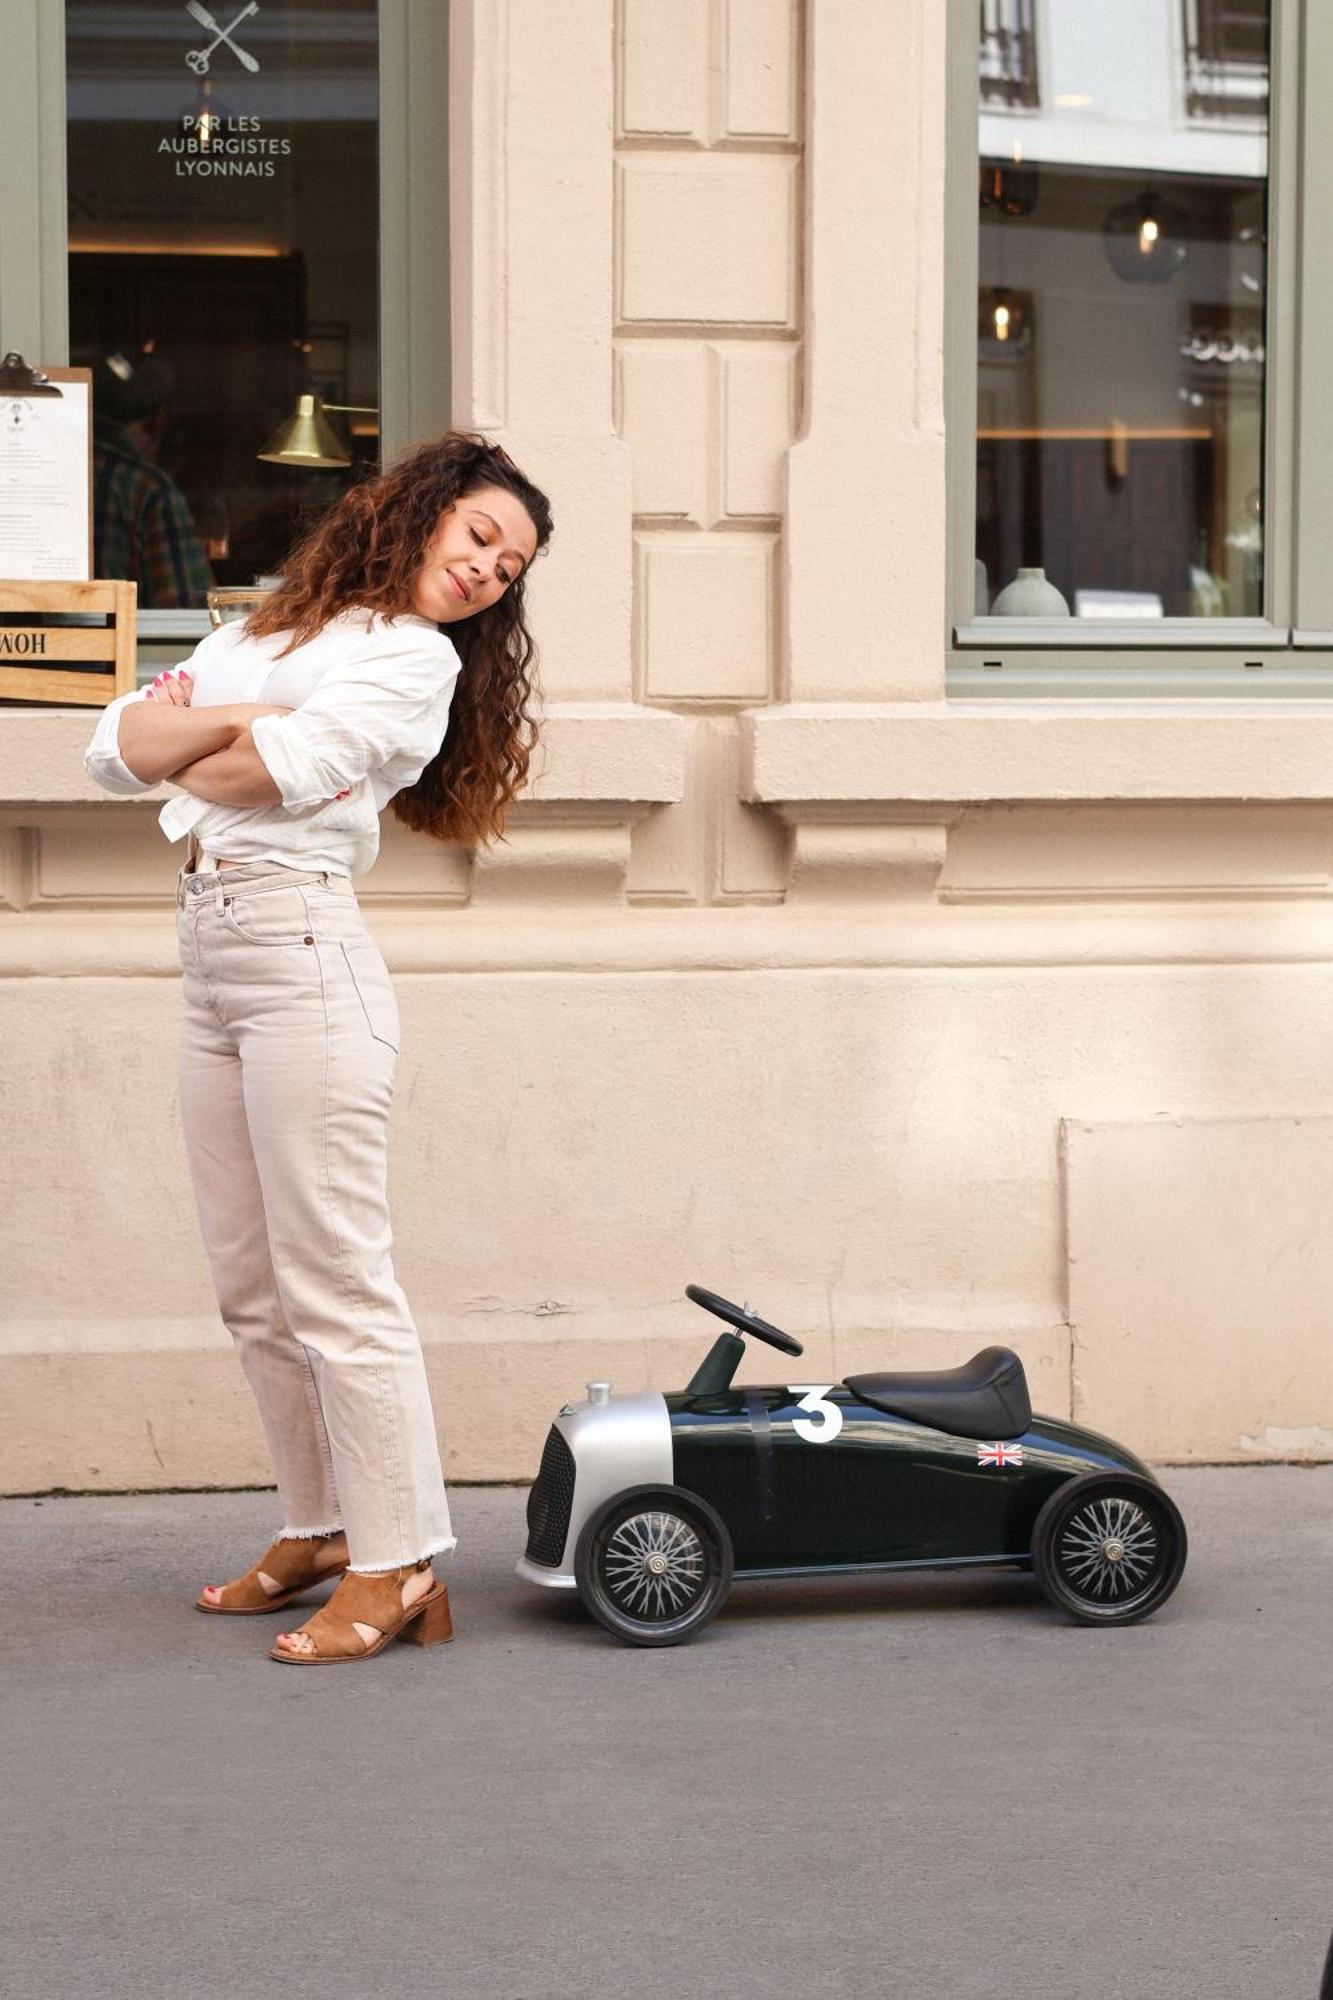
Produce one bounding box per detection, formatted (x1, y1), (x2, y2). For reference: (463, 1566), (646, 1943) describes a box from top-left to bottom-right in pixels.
(789, 1384), (844, 1444)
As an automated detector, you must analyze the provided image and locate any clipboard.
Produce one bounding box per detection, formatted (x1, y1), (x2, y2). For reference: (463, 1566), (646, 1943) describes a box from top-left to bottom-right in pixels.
(0, 354), (132, 704)
(0, 353), (94, 582)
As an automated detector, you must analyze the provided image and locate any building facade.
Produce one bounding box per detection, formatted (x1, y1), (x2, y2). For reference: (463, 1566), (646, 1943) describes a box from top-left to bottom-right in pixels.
(2, 0), (1331, 1491)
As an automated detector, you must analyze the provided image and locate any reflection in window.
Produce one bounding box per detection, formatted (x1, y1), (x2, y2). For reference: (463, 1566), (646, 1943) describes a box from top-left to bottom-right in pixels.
(975, 1), (1268, 623)
(1183, 0), (1269, 124)
(980, 0), (1039, 113)
(66, 0), (380, 610)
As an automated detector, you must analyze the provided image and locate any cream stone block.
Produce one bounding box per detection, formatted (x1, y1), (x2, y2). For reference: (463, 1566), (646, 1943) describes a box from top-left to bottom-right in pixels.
(782, 813), (950, 903)
(626, 718), (787, 902)
(3, 1319), (843, 1491)
(722, 0), (800, 141)
(33, 808), (205, 904)
(741, 703), (1333, 805)
(469, 814), (637, 903)
(1065, 1117), (1333, 1461)
(449, 0), (508, 429)
(26, 810), (473, 908)
(617, 342), (797, 527)
(452, 2), (635, 699)
(627, 718), (713, 903)
(0, 1338), (272, 1493)
(720, 344), (799, 517)
(355, 813), (473, 901)
(0, 826), (33, 910)
(618, 0), (709, 140)
(617, 342), (712, 523)
(617, 155), (799, 327)
(2, 982), (217, 1325)
(785, 0), (946, 698)
(713, 719), (790, 898)
(636, 533), (776, 702)
(524, 702), (691, 803)
(942, 804), (1333, 903)
(17, 961), (1333, 1487)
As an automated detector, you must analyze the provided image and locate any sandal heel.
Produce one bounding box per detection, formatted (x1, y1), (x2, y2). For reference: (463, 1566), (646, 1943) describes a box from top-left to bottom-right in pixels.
(398, 1586), (453, 1647)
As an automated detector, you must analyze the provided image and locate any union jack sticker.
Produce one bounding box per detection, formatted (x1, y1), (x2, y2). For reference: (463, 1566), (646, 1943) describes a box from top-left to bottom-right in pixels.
(977, 1441), (1024, 1468)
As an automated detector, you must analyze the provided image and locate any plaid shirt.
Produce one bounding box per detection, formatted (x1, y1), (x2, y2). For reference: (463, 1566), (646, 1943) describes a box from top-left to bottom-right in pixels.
(93, 419), (214, 610)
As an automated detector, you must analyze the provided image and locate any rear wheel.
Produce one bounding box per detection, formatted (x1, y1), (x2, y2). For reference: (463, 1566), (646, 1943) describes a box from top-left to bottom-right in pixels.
(1032, 1473), (1187, 1626)
(575, 1485), (733, 1647)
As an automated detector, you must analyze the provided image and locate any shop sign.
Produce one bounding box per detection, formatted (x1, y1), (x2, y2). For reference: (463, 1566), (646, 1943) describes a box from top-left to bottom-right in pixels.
(159, 1), (293, 179)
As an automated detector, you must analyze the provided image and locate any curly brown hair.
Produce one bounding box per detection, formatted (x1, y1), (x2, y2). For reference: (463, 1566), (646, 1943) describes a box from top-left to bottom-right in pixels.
(244, 432), (553, 847)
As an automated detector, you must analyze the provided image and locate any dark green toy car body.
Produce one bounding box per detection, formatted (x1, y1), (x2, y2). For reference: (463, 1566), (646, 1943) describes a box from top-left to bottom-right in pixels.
(517, 1286), (1187, 1645)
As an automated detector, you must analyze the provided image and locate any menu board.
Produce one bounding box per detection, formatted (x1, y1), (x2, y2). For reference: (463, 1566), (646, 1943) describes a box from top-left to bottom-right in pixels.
(0, 369), (92, 581)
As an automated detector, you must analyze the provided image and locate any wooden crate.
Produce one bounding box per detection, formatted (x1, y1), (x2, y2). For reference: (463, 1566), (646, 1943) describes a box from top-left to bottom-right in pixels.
(0, 580), (137, 705)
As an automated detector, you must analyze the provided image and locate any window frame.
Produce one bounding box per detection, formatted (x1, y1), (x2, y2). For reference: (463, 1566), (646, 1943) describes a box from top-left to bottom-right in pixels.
(944, 0), (1331, 697)
(0, 0), (451, 659)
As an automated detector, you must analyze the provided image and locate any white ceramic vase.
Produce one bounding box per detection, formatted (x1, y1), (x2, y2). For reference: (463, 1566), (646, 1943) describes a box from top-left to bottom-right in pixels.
(991, 566), (1071, 616)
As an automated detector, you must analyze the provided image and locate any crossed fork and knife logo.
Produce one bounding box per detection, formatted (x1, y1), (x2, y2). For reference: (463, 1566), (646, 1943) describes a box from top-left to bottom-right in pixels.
(184, 0), (261, 76)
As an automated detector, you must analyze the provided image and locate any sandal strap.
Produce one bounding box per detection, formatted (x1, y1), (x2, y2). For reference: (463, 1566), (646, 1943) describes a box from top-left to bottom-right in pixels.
(288, 1566), (424, 1657)
(256, 1537), (343, 1587)
(213, 1534), (344, 1608)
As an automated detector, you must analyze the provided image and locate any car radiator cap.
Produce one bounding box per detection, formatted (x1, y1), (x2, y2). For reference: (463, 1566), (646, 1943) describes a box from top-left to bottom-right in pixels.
(587, 1380), (612, 1405)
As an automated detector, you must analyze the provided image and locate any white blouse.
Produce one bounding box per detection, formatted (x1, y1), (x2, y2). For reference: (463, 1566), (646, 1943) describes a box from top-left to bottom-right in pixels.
(84, 607), (462, 878)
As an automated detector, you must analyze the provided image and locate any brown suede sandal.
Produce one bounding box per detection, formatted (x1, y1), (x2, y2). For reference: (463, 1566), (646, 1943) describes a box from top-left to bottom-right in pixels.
(195, 1534), (349, 1614)
(269, 1560), (453, 1664)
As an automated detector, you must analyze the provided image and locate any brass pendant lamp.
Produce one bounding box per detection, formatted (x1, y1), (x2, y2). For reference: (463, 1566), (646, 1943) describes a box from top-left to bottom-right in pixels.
(257, 393), (345, 468)
(257, 393), (379, 470)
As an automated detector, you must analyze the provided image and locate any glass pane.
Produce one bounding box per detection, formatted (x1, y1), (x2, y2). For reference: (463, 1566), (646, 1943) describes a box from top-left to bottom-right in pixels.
(66, 0), (380, 610)
(975, 1), (1269, 623)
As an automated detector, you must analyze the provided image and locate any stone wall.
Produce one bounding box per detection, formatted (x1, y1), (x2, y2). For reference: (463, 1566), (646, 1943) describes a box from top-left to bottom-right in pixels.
(2, 0), (1331, 1491)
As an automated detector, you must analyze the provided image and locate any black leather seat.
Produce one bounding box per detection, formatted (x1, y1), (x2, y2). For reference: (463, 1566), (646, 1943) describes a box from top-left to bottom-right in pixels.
(843, 1346), (1031, 1442)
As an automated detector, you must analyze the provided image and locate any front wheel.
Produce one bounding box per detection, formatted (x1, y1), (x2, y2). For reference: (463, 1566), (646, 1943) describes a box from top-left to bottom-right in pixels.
(1031, 1473), (1187, 1626)
(574, 1486), (734, 1647)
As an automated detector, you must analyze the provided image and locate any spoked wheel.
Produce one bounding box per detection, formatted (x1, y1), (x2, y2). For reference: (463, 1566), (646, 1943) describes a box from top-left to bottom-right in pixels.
(1032, 1473), (1187, 1626)
(574, 1485), (733, 1647)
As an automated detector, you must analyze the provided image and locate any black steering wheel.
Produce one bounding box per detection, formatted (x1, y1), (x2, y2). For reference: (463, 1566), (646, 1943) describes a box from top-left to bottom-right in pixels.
(685, 1284), (804, 1357)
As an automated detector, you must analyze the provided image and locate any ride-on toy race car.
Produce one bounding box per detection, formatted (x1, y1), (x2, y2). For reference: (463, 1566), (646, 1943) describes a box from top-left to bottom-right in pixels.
(517, 1284), (1187, 1646)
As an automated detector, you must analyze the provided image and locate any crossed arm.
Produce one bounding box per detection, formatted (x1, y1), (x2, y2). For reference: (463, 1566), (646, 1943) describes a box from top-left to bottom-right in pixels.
(117, 699), (285, 806)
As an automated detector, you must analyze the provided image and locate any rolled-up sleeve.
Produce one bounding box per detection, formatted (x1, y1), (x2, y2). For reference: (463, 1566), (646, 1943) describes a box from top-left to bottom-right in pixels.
(84, 689), (159, 796)
(248, 635), (461, 812)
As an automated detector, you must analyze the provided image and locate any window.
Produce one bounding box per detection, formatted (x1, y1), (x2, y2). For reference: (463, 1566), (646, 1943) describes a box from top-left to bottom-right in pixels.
(66, 1), (380, 616)
(946, 0), (1332, 694)
(0, 2), (449, 653)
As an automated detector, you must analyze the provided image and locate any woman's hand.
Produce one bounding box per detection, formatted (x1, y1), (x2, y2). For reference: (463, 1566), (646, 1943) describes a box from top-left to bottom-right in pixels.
(141, 672), (296, 729)
(144, 668), (193, 705)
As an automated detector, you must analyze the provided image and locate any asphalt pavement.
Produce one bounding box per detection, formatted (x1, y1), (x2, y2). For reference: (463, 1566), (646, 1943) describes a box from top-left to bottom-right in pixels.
(2, 1468), (1330, 2000)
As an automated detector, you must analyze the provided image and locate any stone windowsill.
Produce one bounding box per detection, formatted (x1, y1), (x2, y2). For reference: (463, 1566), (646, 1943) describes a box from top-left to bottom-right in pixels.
(741, 701), (1333, 804)
(0, 701), (689, 807)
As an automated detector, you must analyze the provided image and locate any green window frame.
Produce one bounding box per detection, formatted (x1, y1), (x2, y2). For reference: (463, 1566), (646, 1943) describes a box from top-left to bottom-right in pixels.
(0, 0), (451, 664)
(944, 0), (1333, 697)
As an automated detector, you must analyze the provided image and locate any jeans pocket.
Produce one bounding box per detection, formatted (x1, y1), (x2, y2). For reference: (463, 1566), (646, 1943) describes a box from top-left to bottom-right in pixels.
(221, 883), (317, 947)
(341, 936), (399, 1050)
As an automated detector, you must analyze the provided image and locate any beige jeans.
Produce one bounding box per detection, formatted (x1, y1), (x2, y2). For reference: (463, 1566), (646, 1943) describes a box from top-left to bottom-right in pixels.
(175, 851), (455, 1573)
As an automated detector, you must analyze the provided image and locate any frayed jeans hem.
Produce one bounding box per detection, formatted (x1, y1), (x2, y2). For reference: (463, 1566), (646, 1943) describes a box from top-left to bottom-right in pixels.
(347, 1535), (458, 1575)
(279, 1522), (346, 1541)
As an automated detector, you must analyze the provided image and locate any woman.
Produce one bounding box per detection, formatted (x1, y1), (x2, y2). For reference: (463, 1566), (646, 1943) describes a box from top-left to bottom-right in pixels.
(84, 432), (552, 1664)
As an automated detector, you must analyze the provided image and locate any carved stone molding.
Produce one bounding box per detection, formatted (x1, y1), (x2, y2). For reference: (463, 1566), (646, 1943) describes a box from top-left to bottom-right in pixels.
(471, 806), (651, 904)
(774, 806), (952, 901)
